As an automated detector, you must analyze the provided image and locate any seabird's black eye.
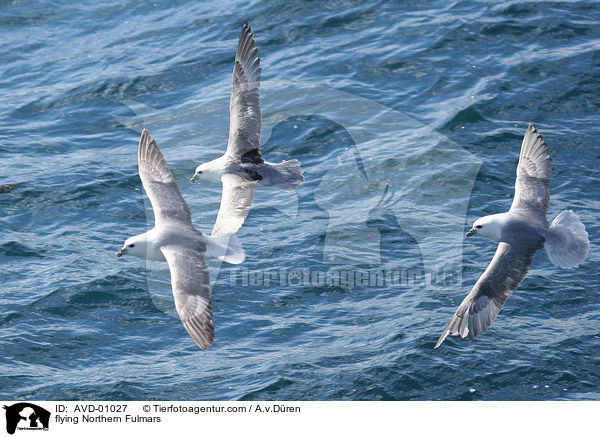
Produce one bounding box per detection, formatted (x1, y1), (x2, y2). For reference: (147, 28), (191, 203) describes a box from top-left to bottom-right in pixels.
(129, 244), (135, 248)
(476, 225), (482, 229)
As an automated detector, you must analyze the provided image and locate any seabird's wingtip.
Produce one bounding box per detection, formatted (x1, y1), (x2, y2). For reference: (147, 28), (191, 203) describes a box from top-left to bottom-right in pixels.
(241, 23), (253, 36)
(183, 318), (215, 351)
(525, 123), (545, 140)
(434, 332), (448, 349)
(139, 128), (153, 145)
(193, 337), (213, 351)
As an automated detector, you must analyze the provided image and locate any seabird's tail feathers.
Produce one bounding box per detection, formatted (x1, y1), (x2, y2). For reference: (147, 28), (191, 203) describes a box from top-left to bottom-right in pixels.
(272, 159), (304, 191)
(204, 233), (245, 264)
(545, 210), (589, 268)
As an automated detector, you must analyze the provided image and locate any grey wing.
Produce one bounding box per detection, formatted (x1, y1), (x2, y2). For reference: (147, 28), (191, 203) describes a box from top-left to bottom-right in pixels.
(138, 129), (192, 226)
(225, 24), (264, 164)
(161, 246), (214, 350)
(211, 173), (257, 237)
(435, 241), (538, 348)
(510, 124), (552, 215)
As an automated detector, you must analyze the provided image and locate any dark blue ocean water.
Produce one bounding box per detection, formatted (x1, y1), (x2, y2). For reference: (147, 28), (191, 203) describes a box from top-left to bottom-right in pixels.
(1, 0), (599, 401)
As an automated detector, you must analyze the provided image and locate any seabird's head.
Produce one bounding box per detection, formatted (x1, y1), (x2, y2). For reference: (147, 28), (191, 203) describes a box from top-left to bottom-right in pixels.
(466, 214), (504, 242)
(116, 235), (147, 259)
(189, 164), (204, 183)
(190, 161), (222, 184)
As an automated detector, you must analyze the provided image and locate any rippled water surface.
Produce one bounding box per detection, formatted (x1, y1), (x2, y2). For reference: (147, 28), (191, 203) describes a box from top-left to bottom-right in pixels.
(1, 0), (599, 400)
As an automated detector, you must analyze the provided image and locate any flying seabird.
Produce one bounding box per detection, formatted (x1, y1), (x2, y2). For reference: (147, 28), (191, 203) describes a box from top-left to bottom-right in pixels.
(435, 124), (589, 348)
(190, 24), (304, 237)
(117, 129), (245, 350)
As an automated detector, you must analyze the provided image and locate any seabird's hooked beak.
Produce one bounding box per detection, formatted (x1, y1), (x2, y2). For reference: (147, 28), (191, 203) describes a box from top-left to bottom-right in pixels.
(190, 171), (202, 183)
(466, 228), (476, 238)
(116, 249), (124, 258)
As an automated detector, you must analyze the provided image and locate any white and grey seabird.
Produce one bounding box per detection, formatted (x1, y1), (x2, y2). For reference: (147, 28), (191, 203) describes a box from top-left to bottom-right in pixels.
(117, 129), (245, 350)
(435, 124), (589, 348)
(190, 24), (304, 237)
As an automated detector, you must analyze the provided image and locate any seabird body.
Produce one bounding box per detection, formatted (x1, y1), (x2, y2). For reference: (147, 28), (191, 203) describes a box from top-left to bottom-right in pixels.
(435, 124), (589, 348)
(117, 129), (245, 350)
(190, 24), (304, 237)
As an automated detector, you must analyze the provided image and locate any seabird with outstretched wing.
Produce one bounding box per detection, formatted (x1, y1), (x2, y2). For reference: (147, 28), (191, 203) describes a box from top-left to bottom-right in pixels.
(435, 124), (589, 348)
(117, 129), (245, 350)
(190, 24), (304, 237)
